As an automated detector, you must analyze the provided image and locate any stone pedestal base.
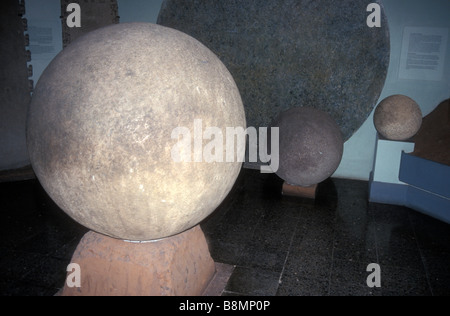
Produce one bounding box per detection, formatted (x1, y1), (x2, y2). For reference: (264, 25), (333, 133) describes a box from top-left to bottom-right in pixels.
(282, 182), (318, 199)
(61, 225), (216, 296)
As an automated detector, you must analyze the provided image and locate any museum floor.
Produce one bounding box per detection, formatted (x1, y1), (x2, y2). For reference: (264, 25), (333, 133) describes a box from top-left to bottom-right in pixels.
(1, 168), (449, 296)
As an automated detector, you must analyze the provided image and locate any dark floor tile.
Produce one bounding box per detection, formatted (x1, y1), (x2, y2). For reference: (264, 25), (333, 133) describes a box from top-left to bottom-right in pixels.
(333, 225), (378, 263)
(207, 218), (259, 246)
(335, 200), (370, 223)
(333, 241), (378, 264)
(0, 215), (46, 251)
(0, 181), (87, 257)
(0, 250), (42, 282)
(248, 229), (294, 252)
(421, 249), (450, 277)
(24, 255), (69, 292)
(330, 259), (373, 289)
(292, 226), (335, 259)
(283, 250), (333, 281)
(335, 207), (373, 227)
(0, 181), (39, 216)
(221, 290), (251, 296)
(13, 228), (84, 260)
(421, 250), (450, 296)
(277, 274), (329, 296)
(427, 273), (450, 296)
(374, 222), (418, 251)
(380, 265), (432, 296)
(410, 213), (450, 254)
(328, 283), (382, 296)
(370, 203), (414, 226)
(249, 211), (298, 251)
(279, 203), (321, 227)
(215, 202), (264, 229)
(225, 266), (280, 296)
(0, 279), (57, 296)
(208, 199), (265, 245)
(290, 220), (310, 242)
(238, 241), (289, 273)
(309, 202), (338, 223)
(0, 250), (65, 296)
(259, 205), (300, 229)
(377, 245), (425, 271)
(0, 278), (20, 296)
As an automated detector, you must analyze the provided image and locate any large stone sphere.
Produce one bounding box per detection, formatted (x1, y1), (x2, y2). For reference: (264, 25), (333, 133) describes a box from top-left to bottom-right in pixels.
(26, 23), (246, 241)
(271, 107), (344, 187)
(374, 95), (423, 141)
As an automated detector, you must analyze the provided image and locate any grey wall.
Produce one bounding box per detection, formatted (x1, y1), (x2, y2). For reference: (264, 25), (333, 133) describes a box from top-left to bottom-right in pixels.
(0, 0), (32, 171)
(117, 0), (162, 23)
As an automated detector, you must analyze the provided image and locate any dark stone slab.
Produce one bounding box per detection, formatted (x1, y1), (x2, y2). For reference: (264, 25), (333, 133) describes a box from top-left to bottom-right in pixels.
(158, 0), (390, 144)
(60, 0), (120, 48)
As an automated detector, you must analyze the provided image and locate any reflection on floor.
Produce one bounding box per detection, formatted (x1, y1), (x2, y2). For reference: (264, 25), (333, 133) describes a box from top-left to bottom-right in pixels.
(1, 168), (449, 296)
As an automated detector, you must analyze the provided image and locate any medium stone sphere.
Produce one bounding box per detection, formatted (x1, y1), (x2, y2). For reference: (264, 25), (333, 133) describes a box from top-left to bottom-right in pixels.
(26, 23), (246, 241)
(374, 95), (423, 141)
(271, 107), (344, 187)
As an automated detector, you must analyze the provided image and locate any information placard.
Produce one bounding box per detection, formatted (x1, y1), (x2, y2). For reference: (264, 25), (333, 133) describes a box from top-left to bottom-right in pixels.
(399, 27), (448, 81)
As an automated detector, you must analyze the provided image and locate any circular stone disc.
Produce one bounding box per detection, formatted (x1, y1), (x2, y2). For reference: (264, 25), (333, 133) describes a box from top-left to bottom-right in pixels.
(158, 0), (390, 141)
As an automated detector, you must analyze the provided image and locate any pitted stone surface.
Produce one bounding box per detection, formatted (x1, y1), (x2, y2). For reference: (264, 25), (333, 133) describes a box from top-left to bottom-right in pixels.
(27, 23), (246, 241)
(374, 94), (423, 141)
(158, 0), (390, 143)
(272, 107), (344, 187)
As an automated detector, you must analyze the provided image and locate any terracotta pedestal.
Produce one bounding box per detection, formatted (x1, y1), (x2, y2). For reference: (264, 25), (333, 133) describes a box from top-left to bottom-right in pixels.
(282, 182), (318, 199)
(61, 225), (216, 296)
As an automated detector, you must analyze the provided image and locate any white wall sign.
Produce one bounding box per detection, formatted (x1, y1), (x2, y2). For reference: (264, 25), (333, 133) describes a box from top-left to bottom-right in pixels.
(399, 27), (448, 81)
(27, 20), (62, 87)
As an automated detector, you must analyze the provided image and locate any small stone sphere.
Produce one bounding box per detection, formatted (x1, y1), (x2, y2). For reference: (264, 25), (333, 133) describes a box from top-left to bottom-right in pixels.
(26, 23), (246, 241)
(374, 95), (423, 141)
(271, 107), (344, 187)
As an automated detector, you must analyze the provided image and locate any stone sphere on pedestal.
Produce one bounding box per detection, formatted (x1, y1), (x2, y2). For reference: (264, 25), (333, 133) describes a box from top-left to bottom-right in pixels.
(271, 107), (344, 187)
(26, 23), (246, 241)
(374, 95), (423, 141)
